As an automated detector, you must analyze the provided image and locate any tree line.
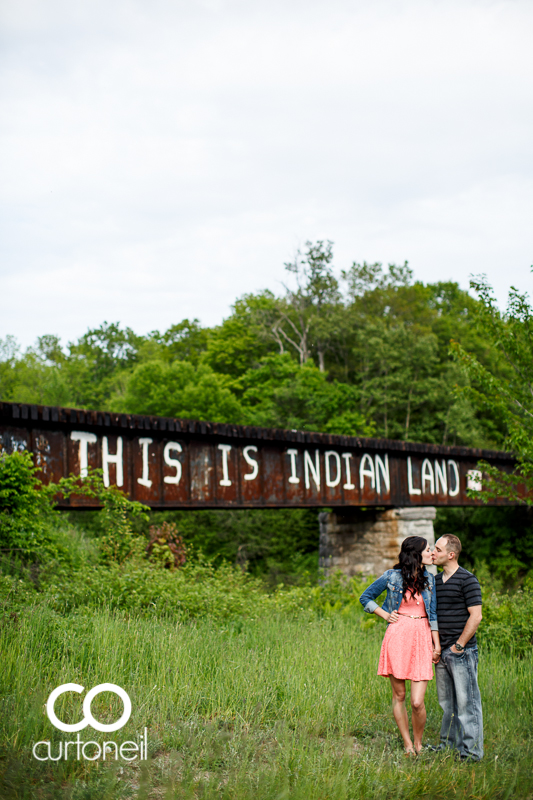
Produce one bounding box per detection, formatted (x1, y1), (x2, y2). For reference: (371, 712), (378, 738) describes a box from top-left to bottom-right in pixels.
(2, 243), (533, 583)
(0, 242), (510, 449)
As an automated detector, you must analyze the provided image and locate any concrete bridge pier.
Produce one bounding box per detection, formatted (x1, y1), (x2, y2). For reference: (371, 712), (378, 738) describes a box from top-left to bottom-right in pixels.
(318, 507), (437, 578)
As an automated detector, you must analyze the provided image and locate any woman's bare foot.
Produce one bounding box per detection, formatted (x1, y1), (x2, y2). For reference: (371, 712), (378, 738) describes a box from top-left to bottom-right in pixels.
(414, 742), (423, 754)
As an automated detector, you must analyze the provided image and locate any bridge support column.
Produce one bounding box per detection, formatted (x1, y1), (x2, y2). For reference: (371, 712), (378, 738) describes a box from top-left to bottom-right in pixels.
(318, 507), (437, 578)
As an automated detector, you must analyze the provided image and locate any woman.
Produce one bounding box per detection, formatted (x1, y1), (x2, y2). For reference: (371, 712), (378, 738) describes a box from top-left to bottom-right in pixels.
(359, 536), (440, 755)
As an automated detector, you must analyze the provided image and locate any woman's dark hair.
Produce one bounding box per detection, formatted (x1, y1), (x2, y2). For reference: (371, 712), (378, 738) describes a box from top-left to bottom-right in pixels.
(393, 536), (429, 597)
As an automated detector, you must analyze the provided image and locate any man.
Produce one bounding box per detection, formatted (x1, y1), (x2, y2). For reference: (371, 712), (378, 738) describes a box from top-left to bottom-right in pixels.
(432, 534), (483, 761)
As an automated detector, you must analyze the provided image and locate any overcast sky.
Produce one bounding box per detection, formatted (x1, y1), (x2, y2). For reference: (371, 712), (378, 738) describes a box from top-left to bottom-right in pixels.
(1, 0), (532, 350)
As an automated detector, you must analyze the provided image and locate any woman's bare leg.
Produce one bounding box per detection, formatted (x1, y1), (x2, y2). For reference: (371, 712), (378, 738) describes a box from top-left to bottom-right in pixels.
(410, 680), (429, 753)
(389, 676), (414, 751)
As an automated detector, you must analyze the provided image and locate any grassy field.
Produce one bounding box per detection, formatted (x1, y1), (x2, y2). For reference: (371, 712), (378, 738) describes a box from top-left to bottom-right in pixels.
(1, 602), (532, 800)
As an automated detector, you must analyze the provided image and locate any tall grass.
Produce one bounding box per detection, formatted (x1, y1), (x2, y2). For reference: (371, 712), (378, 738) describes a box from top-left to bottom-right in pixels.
(1, 601), (532, 799)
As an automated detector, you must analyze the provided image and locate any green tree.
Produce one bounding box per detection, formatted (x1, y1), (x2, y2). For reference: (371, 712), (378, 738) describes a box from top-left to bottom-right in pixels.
(0, 451), (58, 560)
(334, 266), (506, 446)
(452, 275), (533, 502)
(141, 507), (320, 582)
(0, 335), (72, 407)
(435, 505), (533, 585)
(71, 322), (142, 377)
(146, 319), (210, 365)
(342, 259), (413, 301)
(270, 241), (340, 372)
(0, 336), (19, 401)
(117, 360), (244, 423)
(63, 322), (143, 408)
(240, 353), (372, 435)
(0, 250), (510, 449)
(204, 293), (278, 378)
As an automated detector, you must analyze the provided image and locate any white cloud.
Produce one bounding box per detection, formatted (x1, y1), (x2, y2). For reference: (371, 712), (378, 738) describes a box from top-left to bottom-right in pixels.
(1, 0), (532, 347)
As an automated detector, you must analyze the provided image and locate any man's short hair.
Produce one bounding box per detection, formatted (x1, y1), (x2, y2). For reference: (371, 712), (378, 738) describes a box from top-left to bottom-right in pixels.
(441, 534), (462, 557)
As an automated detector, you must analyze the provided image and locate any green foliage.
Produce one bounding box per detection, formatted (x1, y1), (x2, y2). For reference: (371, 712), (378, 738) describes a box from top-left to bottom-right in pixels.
(0, 336), (19, 401)
(272, 240), (341, 371)
(204, 292), (278, 378)
(146, 521), (187, 569)
(0, 571), (38, 612)
(340, 278), (500, 445)
(5, 488), (533, 655)
(478, 582), (533, 656)
(148, 319), (209, 366)
(43, 557), (269, 619)
(353, 321), (443, 441)
(71, 322), (142, 381)
(240, 354), (372, 434)
(342, 259), (413, 299)
(0, 450), (43, 515)
(49, 469), (149, 564)
(115, 359), (244, 421)
(435, 506), (533, 584)
(0, 451), (57, 561)
(1, 572), (533, 799)
(61, 322), (144, 409)
(0, 244), (509, 448)
(130, 506), (320, 583)
(0, 450), (318, 586)
(0, 335), (71, 407)
(13, 541), (376, 624)
(2, 244), (530, 581)
(95, 488), (147, 564)
(1, 455), (533, 799)
(0, 452), (148, 569)
(451, 275), (533, 503)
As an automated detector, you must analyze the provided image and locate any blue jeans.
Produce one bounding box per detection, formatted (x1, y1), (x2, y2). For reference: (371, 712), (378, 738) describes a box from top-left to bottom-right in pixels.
(435, 645), (483, 760)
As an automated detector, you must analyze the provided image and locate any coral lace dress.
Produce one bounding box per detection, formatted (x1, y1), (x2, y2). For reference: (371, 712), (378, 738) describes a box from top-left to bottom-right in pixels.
(377, 592), (434, 682)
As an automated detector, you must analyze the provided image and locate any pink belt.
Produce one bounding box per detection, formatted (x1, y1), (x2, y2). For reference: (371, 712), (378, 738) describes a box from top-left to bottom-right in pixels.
(397, 612), (428, 619)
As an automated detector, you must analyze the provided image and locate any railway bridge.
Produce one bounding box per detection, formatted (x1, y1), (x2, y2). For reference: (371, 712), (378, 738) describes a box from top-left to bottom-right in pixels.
(0, 401), (517, 575)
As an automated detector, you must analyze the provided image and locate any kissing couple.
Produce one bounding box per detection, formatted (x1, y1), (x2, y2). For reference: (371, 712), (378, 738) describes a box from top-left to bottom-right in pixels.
(359, 534), (483, 760)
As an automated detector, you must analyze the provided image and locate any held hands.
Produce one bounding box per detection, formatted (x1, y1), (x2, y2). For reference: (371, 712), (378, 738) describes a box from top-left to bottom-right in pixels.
(432, 649), (441, 663)
(388, 610), (399, 624)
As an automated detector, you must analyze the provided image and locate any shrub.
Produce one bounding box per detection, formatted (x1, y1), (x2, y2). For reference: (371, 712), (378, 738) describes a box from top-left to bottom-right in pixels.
(146, 521), (187, 569)
(0, 451), (57, 561)
(1, 452), (149, 568)
(477, 584), (533, 656)
(42, 555), (272, 619)
(39, 551), (375, 625)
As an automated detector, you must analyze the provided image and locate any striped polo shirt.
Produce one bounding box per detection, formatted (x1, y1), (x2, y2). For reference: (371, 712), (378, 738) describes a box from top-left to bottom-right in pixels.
(435, 566), (482, 649)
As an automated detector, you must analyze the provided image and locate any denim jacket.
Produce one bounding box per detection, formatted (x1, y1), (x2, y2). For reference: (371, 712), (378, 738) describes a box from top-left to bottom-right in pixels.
(359, 568), (438, 631)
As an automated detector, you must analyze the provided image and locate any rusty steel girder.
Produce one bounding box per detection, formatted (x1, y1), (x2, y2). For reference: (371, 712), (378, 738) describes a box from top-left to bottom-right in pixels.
(0, 401), (517, 509)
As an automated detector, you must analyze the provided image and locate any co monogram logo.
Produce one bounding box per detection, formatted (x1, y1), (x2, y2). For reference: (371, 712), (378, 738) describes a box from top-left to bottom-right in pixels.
(46, 683), (132, 733)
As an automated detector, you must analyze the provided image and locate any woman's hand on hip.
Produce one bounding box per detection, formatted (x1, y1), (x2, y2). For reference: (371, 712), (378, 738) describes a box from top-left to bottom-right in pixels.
(388, 610), (399, 623)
